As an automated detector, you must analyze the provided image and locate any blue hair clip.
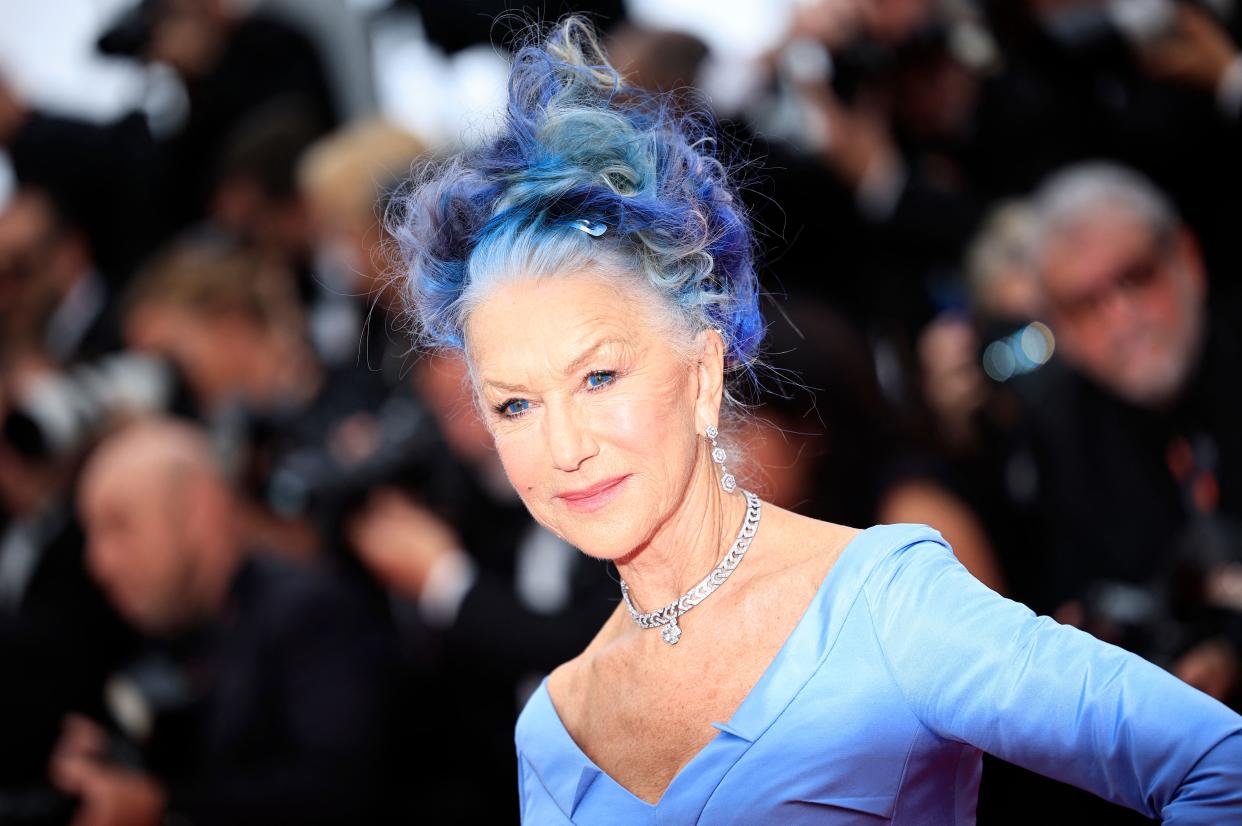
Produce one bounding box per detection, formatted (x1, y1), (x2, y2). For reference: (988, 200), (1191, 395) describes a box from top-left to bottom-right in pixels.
(568, 218), (608, 237)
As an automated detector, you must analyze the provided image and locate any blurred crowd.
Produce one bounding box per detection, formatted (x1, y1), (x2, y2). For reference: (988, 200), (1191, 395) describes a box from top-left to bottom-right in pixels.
(1, 0), (1240, 823)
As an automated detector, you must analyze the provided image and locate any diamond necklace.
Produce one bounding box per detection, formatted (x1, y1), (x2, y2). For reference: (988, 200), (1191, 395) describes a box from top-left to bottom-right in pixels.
(619, 490), (761, 645)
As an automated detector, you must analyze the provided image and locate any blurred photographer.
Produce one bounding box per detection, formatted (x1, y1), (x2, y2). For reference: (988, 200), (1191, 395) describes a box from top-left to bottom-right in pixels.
(967, 157), (1242, 825)
(56, 417), (401, 826)
(757, 0), (1073, 396)
(1013, 162), (1242, 706)
(0, 396), (135, 826)
(0, 0), (339, 286)
(120, 235), (336, 558)
(0, 187), (118, 371)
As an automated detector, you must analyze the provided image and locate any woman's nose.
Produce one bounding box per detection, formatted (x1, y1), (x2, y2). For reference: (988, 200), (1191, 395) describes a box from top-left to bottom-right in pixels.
(543, 400), (598, 472)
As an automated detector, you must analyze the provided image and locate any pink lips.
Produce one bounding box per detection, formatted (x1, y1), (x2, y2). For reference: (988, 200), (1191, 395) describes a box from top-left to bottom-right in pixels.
(555, 475), (630, 513)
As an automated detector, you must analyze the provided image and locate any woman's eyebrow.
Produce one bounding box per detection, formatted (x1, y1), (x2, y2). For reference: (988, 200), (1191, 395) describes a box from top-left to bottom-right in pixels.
(483, 378), (527, 393)
(560, 338), (624, 378)
(481, 338), (625, 393)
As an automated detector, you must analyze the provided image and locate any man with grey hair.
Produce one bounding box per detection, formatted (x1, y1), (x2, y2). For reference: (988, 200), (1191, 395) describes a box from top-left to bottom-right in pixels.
(1016, 161), (1242, 708)
(1033, 162), (1208, 409)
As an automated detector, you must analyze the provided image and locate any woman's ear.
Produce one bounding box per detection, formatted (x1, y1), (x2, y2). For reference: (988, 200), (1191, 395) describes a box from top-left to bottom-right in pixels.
(692, 328), (726, 433)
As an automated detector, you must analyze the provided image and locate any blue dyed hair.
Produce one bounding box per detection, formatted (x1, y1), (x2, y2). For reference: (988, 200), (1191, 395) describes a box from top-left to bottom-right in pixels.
(388, 16), (763, 386)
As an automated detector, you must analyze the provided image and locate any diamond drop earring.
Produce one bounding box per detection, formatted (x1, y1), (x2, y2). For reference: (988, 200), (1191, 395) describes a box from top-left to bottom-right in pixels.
(705, 424), (737, 493)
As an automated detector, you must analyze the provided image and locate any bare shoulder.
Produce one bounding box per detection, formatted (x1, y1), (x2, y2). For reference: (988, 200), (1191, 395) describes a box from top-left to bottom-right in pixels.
(545, 658), (578, 721)
(754, 501), (863, 581)
(546, 603), (627, 715)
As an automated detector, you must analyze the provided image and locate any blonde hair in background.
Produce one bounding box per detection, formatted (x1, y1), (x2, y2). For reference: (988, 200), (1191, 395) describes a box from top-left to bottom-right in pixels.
(298, 118), (427, 228)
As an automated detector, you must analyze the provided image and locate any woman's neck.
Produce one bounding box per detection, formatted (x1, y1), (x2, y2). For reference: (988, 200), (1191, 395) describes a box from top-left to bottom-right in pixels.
(614, 454), (749, 616)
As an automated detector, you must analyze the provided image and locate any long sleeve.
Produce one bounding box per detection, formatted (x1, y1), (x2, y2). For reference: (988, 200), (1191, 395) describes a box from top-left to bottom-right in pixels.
(863, 535), (1242, 824)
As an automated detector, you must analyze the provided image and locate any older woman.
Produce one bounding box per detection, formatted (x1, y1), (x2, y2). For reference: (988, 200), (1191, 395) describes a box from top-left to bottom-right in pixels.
(390, 18), (1242, 824)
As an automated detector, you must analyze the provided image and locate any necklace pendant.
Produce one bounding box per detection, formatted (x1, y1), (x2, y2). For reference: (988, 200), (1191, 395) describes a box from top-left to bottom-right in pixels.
(661, 617), (682, 646)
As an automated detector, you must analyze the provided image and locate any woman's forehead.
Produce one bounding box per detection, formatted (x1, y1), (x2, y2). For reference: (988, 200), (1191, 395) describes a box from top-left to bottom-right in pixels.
(465, 275), (660, 380)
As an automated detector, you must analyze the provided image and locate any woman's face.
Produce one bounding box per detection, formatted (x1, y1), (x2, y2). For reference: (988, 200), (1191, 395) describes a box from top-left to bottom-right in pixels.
(464, 271), (720, 559)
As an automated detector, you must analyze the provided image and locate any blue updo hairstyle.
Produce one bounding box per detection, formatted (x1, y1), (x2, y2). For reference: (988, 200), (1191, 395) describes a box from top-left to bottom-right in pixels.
(388, 16), (764, 392)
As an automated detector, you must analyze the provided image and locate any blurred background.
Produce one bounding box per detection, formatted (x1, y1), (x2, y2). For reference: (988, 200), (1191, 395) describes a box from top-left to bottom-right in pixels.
(1, 0), (1241, 823)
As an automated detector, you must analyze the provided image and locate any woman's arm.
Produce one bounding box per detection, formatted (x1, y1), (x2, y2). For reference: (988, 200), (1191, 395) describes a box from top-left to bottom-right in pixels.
(863, 535), (1242, 822)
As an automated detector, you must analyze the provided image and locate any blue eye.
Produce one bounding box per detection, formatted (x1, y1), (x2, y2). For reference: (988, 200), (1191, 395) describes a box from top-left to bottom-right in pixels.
(498, 398), (529, 417)
(586, 371), (615, 389)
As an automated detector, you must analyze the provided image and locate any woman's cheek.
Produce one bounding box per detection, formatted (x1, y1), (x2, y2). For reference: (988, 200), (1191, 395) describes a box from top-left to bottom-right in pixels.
(597, 386), (693, 481)
(595, 394), (643, 445)
(493, 429), (541, 495)
(493, 426), (575, 540)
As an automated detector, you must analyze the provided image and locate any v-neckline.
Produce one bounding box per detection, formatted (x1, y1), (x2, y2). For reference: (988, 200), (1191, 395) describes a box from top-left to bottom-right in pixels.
(536, 523), (881, 811)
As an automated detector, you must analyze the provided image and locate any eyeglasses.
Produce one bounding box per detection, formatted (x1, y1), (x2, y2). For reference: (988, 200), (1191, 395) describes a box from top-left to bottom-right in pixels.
(1050, 234), (1174, 325)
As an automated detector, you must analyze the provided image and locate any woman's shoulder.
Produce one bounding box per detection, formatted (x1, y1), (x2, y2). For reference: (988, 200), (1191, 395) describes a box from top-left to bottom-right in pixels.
(761, 504), (948, 587)
(837, 521), (957, 601)
(517, 635), (616, 760)
(848, 521), (953, 569)
(534, 605), (627, 731)
(542, 653), (586, 721)
(768, 512), (959, 627)
(753, 505), (859, 578)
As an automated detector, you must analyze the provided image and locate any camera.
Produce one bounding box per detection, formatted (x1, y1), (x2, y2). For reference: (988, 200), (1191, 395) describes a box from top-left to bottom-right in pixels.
(1080, 515), (1242, 669)
(2, 354), (178, 462)
(258, 387), (469, 531)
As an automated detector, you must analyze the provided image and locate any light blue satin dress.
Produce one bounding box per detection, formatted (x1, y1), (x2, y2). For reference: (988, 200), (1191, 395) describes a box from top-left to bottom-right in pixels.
(515, 524), (1242, 824)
